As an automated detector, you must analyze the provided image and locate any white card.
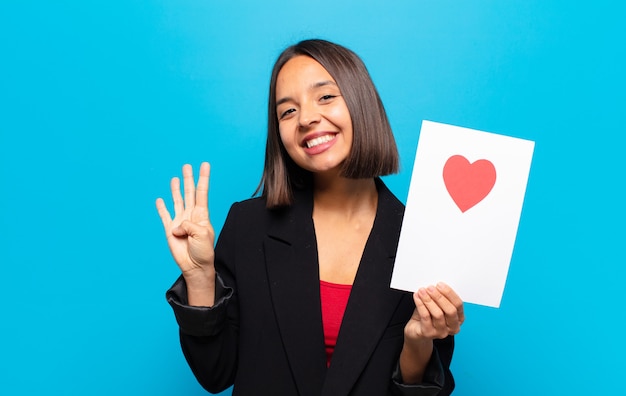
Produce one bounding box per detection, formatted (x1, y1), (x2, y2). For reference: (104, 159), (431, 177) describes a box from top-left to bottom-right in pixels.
(391, 120), (535, 308)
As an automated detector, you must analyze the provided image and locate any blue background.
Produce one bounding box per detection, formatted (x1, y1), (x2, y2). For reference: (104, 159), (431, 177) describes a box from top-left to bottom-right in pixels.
(1, 1), (624, 394)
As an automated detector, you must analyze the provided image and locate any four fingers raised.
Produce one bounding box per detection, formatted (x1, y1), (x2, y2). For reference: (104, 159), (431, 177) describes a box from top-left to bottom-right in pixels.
(156, 162), (212, 229)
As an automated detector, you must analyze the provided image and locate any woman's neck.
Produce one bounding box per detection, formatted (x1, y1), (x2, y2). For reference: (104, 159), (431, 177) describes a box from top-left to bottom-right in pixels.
(312, 175), (378, 285)
(312, 175), (378, 218)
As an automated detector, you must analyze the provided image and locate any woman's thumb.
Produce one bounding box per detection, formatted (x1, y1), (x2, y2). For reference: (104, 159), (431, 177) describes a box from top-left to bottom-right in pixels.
(172, 220), (210, 241)
(172, 220), (193, 237)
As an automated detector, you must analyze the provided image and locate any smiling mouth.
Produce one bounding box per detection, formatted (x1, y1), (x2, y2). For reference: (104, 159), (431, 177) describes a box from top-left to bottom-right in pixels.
(305, 134), (335, 148)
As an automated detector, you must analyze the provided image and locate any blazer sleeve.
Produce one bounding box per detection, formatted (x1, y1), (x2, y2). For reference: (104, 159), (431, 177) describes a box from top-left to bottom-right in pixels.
(165, 203), (243, 394)
(389, 336), (456, 396)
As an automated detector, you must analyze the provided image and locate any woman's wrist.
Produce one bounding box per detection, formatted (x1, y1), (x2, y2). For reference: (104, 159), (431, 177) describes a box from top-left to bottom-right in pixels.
(399, 335), (434, 384)
(183, 267), (216, 306)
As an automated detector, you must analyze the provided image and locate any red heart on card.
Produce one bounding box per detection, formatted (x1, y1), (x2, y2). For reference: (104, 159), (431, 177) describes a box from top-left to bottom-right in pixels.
(443, 155), (496, 213)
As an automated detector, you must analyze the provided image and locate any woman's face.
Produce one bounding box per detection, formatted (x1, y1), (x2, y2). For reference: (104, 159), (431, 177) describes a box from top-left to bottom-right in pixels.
(275, 55), (353, 176)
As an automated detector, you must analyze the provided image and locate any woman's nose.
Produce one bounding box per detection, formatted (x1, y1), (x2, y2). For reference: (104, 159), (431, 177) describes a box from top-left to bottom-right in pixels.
(298, 104), (321, 128)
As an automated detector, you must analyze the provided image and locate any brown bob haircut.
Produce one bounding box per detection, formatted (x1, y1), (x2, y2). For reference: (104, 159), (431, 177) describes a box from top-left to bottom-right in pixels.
(257, 39), (399, 208)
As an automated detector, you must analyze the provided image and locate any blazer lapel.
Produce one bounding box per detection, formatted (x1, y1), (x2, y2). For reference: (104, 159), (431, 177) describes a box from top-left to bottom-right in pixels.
(321, 180), (406, 395)
(264, 188), (327, 396)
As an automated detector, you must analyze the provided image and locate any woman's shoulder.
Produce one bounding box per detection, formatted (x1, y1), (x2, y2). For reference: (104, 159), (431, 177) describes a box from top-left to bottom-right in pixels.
(224, 196), (268, 223)
(226, 195), (294, 223)
(219, 195), (304, 244)
(230, 195), (267, 211)
(376, 178), (405, 213)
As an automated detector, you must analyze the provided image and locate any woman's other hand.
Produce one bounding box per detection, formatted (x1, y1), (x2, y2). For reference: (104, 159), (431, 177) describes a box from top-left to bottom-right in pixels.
(406, 282), (464, 341)
(399, 282), (464, 384)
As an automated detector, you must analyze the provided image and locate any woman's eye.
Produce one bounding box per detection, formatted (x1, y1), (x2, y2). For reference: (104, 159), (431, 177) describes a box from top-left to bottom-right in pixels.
(320, 94), (336, 101)
(280, 108), (296, 119)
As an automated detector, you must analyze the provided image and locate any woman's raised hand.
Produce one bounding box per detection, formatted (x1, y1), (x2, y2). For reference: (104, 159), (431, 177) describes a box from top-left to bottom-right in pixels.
(156, 162), (216, 305)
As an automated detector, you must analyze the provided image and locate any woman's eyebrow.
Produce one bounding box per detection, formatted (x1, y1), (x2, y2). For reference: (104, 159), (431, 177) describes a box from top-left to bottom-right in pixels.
(312, 80), (337, 89)
(276, 96), (292, 107)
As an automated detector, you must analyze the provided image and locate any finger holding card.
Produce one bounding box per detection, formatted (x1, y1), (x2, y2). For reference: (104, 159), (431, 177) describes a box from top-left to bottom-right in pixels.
(406, 283), (464, 340)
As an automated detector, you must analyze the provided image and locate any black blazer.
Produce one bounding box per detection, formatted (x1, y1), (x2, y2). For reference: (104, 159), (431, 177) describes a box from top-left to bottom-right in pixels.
(167, 179), (455, 395)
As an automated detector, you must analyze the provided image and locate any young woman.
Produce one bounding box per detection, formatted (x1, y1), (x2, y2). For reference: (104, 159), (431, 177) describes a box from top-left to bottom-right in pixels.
(157, 39), (464, 395)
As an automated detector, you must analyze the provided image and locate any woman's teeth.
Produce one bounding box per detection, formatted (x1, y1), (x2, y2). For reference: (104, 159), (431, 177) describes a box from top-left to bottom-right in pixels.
(306, 135), (334, 148)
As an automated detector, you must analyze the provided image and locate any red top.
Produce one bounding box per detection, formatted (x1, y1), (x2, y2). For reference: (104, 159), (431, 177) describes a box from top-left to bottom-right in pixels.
(319, 280), (352, 367)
